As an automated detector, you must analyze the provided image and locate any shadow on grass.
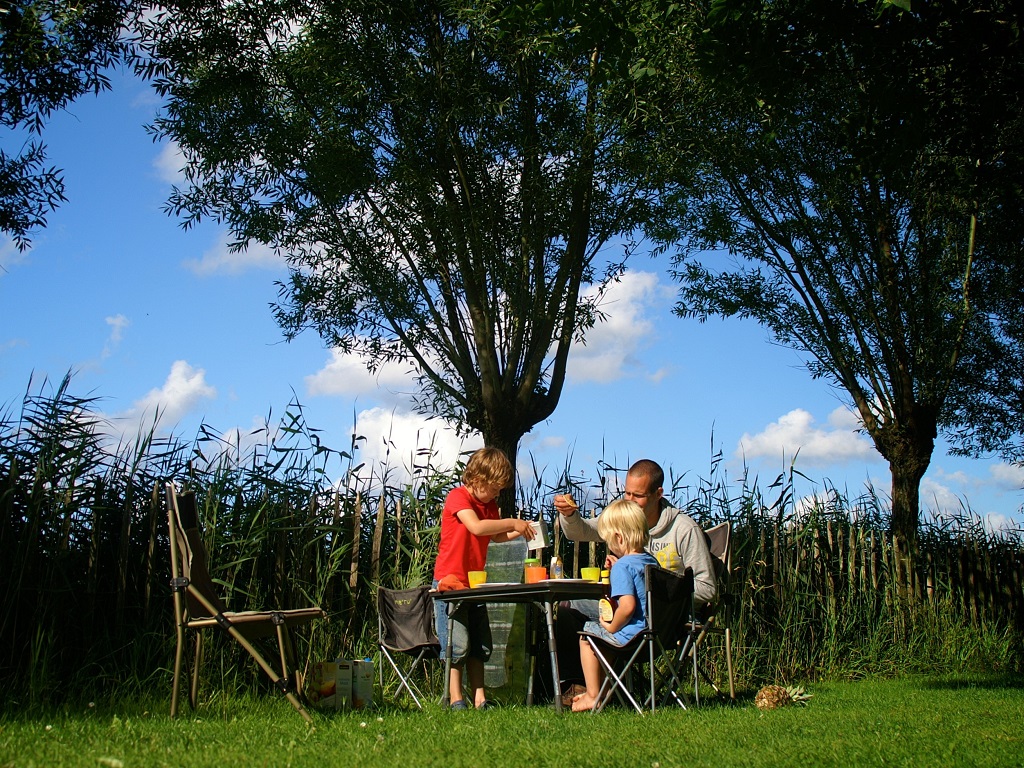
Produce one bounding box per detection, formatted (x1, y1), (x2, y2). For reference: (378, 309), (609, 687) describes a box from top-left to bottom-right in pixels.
(919, 673), (1024, 691)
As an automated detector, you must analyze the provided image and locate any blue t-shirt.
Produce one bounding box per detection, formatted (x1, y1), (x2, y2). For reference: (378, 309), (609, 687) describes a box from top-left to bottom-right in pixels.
(609, 552), (659, 644)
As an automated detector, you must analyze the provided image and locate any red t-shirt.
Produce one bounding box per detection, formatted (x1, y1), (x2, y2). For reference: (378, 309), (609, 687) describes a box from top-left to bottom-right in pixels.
(433, 484), (499, 584)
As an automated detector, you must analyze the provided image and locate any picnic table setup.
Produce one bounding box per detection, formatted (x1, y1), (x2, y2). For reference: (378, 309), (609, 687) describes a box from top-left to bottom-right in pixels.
(434, 578), (606, 712)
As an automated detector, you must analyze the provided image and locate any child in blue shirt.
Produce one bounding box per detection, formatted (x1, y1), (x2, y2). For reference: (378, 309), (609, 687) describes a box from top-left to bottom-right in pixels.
(571, 498), (657, 712)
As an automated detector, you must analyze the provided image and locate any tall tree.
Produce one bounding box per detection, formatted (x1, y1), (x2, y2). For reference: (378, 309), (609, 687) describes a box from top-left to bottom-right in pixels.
(637, 0), (1024, 545)
(135, 0), (651, 508)
(1, 0), (134, 249)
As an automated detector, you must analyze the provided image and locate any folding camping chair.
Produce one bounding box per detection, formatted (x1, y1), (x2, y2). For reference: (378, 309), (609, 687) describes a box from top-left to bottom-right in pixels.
(377, 585), (441, 708)
(165, 482), (326, 723)
(579, 565), (694, 713)
(675, 521), (735, 704)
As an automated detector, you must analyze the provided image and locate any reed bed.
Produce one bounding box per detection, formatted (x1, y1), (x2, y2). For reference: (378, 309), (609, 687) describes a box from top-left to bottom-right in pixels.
(1, 375), (1021, 710)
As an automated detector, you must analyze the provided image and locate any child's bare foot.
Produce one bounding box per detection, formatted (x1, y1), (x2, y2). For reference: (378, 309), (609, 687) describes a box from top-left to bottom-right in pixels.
(571, 692), (597, 712)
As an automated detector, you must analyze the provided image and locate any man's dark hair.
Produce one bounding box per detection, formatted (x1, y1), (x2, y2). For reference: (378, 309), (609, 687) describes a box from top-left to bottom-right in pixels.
(628, 459), (664, 494)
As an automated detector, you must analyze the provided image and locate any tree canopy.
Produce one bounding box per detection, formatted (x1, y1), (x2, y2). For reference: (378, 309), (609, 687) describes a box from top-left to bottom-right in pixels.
(637, 0), (1024, 543)
(135, 0), (654, 505)
(1, 0), (134, 249)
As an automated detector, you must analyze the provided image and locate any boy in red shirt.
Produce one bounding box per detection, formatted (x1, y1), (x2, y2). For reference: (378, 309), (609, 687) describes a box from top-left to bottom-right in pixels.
(433, 447), (534, 710)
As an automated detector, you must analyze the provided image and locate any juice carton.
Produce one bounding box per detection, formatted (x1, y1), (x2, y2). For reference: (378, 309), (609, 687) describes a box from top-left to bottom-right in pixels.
(335, 658), (353, 709)
(306, 661), (338, 709)
(352, 658), (374, 710)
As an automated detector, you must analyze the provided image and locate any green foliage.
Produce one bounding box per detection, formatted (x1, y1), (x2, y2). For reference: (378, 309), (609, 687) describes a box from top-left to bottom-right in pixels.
(132, 0), (656, 492)
(0, 0), (134, 248)
(634, 0), (1024, 543)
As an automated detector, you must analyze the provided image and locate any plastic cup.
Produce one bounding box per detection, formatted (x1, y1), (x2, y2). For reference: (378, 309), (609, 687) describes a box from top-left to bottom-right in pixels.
(581, 567), (601, 583)
(524, 565), (548, 583)
(468, 570), (487, 588)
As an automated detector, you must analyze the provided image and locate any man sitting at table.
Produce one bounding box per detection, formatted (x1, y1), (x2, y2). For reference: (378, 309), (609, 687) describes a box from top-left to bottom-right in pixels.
(552, 458), (718, 705)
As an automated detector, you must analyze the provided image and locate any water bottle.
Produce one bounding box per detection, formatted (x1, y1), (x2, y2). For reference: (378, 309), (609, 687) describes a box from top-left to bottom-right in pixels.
(550, 555), (563, 580)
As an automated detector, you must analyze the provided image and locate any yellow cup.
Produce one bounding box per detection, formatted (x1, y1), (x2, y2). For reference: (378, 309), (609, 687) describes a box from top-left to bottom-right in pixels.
(581, 567), (601, 583)
(468, 570), (487, 588)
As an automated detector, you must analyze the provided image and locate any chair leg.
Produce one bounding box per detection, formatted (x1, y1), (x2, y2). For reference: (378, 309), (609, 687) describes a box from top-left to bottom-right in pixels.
(725, 627), (736, 701)
(654, 648), (691, 709)
(171, 624), (186, 718)
(381, 647), (428, 709)
(189, 633), (203, 710)
(587, 639), (644, 714)
(274, 622), (301, 697)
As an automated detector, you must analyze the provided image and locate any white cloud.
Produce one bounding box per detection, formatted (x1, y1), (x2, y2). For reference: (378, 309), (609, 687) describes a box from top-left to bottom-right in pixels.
(990, 463), (1024, 490)
(183, 230), (285, 275)
(1, 237), (25, 273)
(524, 434), (567, 452)
(979, 512), (1020, 534)
(568, 270), (668, 384)
(101, 314), (130, 359)
(737, 406), (879, 467)
(348, 406), (481, 487)
(153, 140), (185, 185)
(920, 476), (967, 515)
(110, 360), (217, 437)
(305, 348), (416, 406)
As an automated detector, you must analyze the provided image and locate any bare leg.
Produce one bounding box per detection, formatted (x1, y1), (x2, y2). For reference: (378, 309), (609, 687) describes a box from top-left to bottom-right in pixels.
(449, 662), (465, 705)
(466, 656), (487, 707)
(571, 638), (603, 712)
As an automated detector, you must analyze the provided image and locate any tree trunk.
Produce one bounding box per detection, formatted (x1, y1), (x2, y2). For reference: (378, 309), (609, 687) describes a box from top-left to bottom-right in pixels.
(874, 403), (936, 594)
(482, 429), (522, 520)
(863, 400), (937, 550)
(889, 460), (926, 550)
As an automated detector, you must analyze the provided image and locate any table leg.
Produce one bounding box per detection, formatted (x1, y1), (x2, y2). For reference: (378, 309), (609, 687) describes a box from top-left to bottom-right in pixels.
(543, 601), (562, 713)
(442, 600), (458, 708)
(525, 603), (535, 706)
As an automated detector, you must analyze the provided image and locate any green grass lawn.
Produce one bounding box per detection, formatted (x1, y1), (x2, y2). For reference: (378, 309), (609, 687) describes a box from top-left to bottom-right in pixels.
(2, 675), (1022, 767)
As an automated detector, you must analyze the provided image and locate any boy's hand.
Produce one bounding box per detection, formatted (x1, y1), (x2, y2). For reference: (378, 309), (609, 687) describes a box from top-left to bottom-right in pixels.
(513, 519), (536, 540)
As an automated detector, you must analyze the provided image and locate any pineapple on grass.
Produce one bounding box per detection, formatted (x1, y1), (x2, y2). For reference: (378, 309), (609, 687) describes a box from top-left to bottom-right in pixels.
(754, 684), (813, 710)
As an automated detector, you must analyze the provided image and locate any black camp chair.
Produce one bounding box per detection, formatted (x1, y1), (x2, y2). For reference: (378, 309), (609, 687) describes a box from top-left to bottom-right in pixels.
(579, 565), (694, 713)
(377, 585), (441, 708)
(674, 521), (735, 704)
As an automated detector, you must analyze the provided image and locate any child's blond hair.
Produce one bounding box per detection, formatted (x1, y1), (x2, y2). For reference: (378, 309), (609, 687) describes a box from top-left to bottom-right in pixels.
(597, 498), (649, 553)
(462, 447), (514, 490)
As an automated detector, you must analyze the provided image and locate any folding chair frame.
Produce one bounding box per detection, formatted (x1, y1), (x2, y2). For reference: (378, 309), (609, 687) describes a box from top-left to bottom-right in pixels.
(166, 482), (325, 723)
(674, 521), (736, 705)
(580, 565), (695, 714)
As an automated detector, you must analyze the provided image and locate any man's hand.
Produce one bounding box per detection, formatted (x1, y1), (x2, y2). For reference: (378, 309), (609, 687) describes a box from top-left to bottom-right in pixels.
(553, 493), (578, 517)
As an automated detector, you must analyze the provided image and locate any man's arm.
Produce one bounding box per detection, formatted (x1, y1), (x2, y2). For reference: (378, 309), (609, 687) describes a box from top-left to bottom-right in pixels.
(554, 495), (602, 543)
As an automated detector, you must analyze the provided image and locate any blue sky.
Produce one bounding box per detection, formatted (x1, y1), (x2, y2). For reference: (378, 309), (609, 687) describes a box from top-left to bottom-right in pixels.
(2, 70), (1022, 532)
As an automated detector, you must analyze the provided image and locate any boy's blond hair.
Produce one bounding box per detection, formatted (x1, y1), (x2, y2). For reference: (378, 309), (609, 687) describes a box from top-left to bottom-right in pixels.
(597, 498), (649, 553)
(462, 447), (514, 490)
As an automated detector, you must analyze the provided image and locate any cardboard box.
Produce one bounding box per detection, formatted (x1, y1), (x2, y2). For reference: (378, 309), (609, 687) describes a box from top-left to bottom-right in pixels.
(352, 658), (373, 710)
(305, 658), (371, 709)
(336, 658), (353, 709)
(306, 661), (339, 709)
